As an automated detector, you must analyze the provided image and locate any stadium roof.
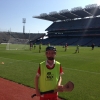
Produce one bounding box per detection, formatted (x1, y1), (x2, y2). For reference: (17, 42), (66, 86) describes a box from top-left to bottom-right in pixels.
(33, 4), (100, 22)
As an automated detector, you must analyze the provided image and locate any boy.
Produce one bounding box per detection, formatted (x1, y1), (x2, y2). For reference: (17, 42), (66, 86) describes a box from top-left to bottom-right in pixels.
(65, 43), (68, 51)
(30, 42), (33, 51)
(75, 45), (79, 53)
(39, 43), (42, 53)
(34, 43), (36, 49)
(35, 46), (64, 100)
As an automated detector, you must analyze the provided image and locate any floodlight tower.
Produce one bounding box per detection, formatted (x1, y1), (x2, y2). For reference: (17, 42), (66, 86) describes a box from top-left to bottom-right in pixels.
(22, 18), (26, 34)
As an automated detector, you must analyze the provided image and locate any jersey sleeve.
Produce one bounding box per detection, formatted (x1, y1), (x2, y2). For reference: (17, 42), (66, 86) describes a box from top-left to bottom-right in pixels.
(60, 64), (64, 75)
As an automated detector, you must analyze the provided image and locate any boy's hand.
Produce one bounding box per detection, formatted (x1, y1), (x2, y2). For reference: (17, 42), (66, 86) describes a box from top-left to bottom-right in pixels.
(57, 85), (64, 92)
(36, 89), (40, 96)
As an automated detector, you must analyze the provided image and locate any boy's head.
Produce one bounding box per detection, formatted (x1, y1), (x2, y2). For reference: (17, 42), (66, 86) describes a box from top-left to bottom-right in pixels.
(45, 46), (56, 60)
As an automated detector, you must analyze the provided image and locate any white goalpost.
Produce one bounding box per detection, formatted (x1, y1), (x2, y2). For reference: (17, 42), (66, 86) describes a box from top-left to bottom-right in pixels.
(6, 37), (29, 50)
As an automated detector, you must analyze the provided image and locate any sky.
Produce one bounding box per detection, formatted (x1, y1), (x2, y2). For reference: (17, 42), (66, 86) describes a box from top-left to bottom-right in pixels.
(0, 0), (100, 33)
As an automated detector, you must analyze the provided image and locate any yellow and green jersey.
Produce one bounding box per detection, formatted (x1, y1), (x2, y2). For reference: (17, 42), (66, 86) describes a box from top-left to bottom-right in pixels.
(39, 61), (60, 92)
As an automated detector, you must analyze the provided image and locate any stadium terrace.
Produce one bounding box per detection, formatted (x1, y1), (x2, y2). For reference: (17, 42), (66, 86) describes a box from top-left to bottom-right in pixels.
(33, 4), (100, 47)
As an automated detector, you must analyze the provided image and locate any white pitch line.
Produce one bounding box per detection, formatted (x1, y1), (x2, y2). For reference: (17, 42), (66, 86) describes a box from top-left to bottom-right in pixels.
(63, 67), (100, 75)
(0, 57), (100, 75)
(0, 57), (39, 64)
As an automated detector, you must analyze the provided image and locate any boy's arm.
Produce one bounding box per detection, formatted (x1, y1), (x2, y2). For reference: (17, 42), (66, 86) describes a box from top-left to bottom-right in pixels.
(58, 65), (64, 86)
(58, 76), (62, 86)
(57, 76), (64, 92)
(57, 65), (64, 92)
(34, 75), (40, 96)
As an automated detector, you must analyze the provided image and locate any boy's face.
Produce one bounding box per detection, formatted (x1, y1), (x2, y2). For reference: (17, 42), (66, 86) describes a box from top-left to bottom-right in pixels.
(46, 50), (56, 60)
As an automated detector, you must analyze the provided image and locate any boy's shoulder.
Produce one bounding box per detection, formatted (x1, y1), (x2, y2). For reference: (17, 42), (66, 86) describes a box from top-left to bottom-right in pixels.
(39, 61), (45, 64)
(55, 61), (61, 64)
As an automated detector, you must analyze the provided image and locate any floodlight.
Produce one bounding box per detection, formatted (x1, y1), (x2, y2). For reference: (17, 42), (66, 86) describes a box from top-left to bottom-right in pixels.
(49, 11), (57, 15)
(85, 4), (98, 9)
(40, 13), (48, 17)
(71, 7), (82, 12)
(59, 9), (69, 14)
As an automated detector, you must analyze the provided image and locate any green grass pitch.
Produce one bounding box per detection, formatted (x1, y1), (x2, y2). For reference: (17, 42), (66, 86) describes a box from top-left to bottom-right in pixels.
(0, 44), (100, 100)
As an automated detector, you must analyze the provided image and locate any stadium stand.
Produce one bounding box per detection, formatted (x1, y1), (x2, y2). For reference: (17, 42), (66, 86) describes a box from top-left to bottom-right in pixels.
(33, 4), (100, 46)
(0, 31), (45, 44)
